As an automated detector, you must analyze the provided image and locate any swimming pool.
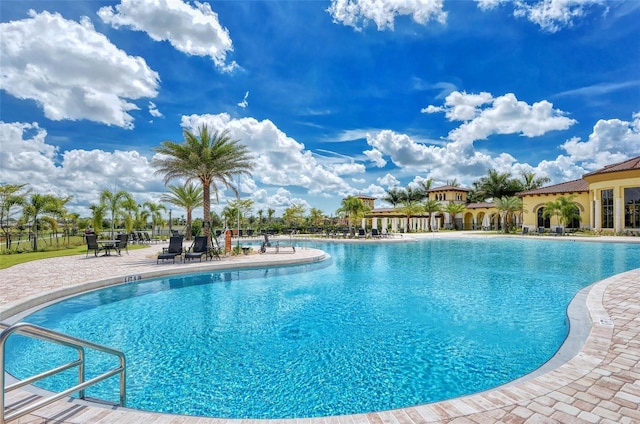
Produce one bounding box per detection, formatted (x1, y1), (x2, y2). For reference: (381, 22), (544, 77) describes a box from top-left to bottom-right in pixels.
(5, 238), (640, 419)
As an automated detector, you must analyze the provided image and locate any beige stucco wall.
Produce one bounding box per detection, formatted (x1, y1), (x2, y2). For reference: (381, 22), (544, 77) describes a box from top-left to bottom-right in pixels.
(586, 171), (640, 232)
(521, 191), (590, 230)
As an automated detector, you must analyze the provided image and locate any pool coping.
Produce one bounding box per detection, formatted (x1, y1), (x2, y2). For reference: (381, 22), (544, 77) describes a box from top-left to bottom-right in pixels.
(2, 234), (640, 423)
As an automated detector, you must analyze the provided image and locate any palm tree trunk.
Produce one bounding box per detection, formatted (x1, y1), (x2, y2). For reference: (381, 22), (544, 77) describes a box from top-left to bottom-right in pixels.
(202, 180), (211, 237)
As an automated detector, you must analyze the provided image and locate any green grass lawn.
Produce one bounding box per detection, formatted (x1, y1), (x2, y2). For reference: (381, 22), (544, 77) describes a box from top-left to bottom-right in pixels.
(0, 244), (148, 270)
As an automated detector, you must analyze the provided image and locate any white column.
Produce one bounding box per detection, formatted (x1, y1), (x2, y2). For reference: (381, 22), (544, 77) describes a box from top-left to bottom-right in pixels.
(361, 217), (366, 229)
(594, 200), (601, 230)
(392, 218), (398, 231)
(372, 218), (378, 230)
(615, 197), (623, 232)
(381, 217), (388, 231)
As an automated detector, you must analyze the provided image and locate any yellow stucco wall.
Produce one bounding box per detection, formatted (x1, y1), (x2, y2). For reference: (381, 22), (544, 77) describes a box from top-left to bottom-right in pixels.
(585, 172), (640, 231)
(521, 191), (590, 229)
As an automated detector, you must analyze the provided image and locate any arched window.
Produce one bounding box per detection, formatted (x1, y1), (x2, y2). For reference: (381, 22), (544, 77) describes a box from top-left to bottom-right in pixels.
(537, 208), (550, 228)
(568, 207), (580, 229)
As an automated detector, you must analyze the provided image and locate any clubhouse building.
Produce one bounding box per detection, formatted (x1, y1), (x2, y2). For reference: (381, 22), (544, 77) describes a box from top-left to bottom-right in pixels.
(362, 156), (640, 235)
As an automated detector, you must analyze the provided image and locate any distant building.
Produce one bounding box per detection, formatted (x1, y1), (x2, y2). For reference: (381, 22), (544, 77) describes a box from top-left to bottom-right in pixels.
(352, 156), (640, 234)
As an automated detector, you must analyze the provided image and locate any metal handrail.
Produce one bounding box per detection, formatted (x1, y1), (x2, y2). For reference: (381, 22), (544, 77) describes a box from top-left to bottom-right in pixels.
(0, 322), (126, 424)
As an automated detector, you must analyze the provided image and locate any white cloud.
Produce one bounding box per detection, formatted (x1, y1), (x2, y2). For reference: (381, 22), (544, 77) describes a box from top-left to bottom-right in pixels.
(98, 0), (237, 71)
(149, 101), (163, 118)
(332, 162), (367, 175)
(0, 11), (159, 129)
(377, 173), (400, 188)
(327, 0), (447, 31)
(237, 91), (249, 108)
(363, 148), (387, 167)
(476, 0), (607, 33)
(180, 113), (355, 196)
(426, 91), (576, 146)
(560, 112), (640, 169)
(0, 121), (165, 216)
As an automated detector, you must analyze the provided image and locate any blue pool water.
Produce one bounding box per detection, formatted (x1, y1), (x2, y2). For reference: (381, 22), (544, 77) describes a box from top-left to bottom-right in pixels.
(6, 238), (640, 418)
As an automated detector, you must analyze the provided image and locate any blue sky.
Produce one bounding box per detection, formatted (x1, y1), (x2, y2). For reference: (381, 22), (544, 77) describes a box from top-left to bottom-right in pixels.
(1, 0), (639, 218)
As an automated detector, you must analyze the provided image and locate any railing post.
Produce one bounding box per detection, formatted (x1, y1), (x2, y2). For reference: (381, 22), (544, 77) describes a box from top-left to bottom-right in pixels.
(78, 348), (85, 400)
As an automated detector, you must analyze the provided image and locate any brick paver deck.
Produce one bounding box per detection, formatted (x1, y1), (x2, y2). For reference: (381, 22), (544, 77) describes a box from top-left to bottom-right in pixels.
(1, 234), (639, 423)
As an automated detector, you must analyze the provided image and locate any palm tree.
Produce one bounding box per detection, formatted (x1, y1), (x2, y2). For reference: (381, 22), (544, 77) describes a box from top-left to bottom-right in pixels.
(443, 202), (466, 230)
(120, 196), (140, 234)
(160, 183), (203, 240)
(544, 195), (581, 229)
(336, 196), (370, 236)
(520, 171), (550, 191)
(100, 189), (133, 238)
(398, 200), (424, 232)
(23, 193), (61, 250)
(144, 201), (167, 237)
(473, 169), (522, 201)
(495, 196), (524, 233)
(153, 125), (253, 238)
(382, 187), (404, 208)
(0, 183), (29, 249)
(89, 204), (107, 235)
(418, 178), (434, 197)
(423, 199), (442, 231)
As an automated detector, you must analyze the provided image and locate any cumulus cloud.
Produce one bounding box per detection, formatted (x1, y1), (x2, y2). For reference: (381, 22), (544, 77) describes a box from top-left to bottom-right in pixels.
(0, 10), (159, 129)
(425, 91), (576, 146)
(327, 0), (447, 31)
(476, 0), (607, 33)
(98, 0), (237, 71)
(1, 121), (165, 216)
(377, 173), (400, 188)
(180, 113), (355, 196)
(559, 112), (640, 169)
(363, 148), (387, 167)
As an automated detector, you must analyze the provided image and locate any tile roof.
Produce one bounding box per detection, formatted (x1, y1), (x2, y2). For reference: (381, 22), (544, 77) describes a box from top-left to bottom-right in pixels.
(466, 202), (496, 208)
(427, 185), (470, 192)
(583, 155), (640, 177)
(518, 178), (588, 196)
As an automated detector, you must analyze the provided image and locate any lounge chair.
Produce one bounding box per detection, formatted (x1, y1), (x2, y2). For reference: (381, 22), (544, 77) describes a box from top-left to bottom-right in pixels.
(554, 226), (564, 236)
(521, 227), (529, 235)
(85, 234), (104, 257)
(115, 233), (129, 255)
(157, 236), (184, 264)
(371, 228), (380, 238)
(185, 236), (209, 262)
(358, 228), (366, 238)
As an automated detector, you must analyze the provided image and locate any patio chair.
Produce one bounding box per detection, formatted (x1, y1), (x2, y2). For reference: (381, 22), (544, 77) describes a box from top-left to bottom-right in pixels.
(371, 228), (381, 238)
(157, 236), (184, 264)
(358, 228), (366, 238)
(85, 234), (104, 257)
(209, 234), (222, 260)
(115, 233), (129, 255)
(185, 236), (209, 262)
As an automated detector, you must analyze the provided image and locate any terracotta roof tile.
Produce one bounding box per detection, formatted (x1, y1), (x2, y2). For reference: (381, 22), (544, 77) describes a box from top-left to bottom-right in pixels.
(518, 178), (588, 196)
(583, 156), (640, 177)
(427, 185), (470, 192)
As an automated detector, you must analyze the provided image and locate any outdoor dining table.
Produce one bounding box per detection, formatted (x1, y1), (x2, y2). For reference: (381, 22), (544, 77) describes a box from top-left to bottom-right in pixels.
(97, 240), (118, 256)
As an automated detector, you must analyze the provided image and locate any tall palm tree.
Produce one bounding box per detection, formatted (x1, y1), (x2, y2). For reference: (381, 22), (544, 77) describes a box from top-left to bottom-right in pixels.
(100, 189), (133, 238)
(543, 195), (581, 228)
(443, 202), (466, 230)
(143, 201), (167, 237)
(423, 199), (442, 232)
(336, 195), (370, 236)
(160, 183), (203, 240)
(153, 125), (253, 237)
(418, 178), (434, 197)
(23, 193), (61, 250)
(382, 187), (404, 208)
(495, 196), (524, 233)
(1, 183), (29, 249)
(520, 171), (550, 191)
(89, 204), (107, 235)
(398, 200), (424, 232)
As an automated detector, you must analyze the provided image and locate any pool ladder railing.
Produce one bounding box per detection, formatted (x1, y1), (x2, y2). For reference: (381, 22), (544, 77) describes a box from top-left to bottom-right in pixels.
(0, 322), (126, 424)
